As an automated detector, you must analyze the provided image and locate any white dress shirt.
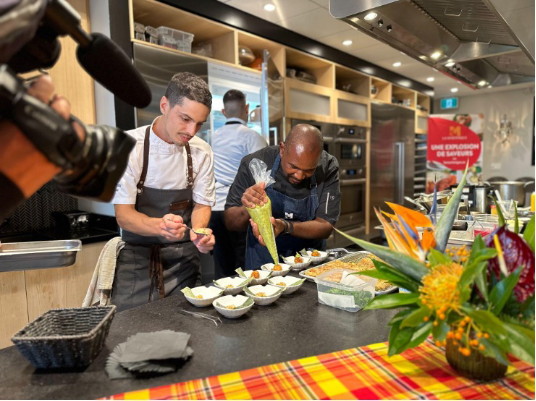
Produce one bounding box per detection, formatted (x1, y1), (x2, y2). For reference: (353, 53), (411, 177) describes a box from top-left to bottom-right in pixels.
(112, 120), (215, 206)
(211, 117), (267, 211)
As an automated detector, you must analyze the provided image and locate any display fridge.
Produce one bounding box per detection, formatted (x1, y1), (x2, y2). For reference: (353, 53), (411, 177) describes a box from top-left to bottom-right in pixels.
(369, 102), (415, 226)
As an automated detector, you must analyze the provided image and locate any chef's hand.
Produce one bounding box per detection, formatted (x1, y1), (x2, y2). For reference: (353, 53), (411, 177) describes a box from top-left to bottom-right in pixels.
(241, 182), (268, 208)
(159, 213), (187, 241)
(250, 217), (285, 247)
(190, 228), (215, 253)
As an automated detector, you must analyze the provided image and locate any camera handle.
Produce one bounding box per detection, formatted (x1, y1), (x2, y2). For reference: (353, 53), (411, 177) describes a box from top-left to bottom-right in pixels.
(0, 64), (88, 172)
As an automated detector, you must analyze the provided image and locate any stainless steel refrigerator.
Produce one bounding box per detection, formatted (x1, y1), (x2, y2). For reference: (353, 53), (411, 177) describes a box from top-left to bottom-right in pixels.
(370, 102), (415, 225)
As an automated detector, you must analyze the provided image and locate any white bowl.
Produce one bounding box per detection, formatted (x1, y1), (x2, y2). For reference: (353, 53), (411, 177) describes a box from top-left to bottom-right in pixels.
(213, 295), (254, 318)
(184, 285), (223, 307)
(282, 255), (312, 270)
(244, 284), (283, 305)
(260, 263), (291, 276)
(241, 269), (271, 285)
(213, 277), (250, 295)
(267, 276), (306, 295)
(305, 250), (328, 264)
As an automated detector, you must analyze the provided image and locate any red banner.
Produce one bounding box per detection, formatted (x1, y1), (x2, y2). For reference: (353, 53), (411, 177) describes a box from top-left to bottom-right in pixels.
(427, 117), (482, 170)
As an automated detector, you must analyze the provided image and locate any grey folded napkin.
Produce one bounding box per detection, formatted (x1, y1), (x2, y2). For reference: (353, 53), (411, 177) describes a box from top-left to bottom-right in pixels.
(105, 330), (193, 379)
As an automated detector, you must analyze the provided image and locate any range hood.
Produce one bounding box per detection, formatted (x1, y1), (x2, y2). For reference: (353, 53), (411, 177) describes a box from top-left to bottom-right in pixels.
(330, 0), (534, 90)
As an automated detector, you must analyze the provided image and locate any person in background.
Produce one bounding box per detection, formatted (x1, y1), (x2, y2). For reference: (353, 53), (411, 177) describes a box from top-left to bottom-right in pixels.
(112, 72), (215, 311)
(224, 124), (340, 269)
(210, 89), (267, 277)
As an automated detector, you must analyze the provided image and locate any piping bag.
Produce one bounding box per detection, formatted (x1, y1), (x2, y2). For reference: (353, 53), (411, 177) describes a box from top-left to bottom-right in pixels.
(246, 158), (279, 265)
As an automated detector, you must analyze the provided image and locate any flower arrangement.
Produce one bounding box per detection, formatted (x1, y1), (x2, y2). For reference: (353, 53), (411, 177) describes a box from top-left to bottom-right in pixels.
(338, 172), (535, 377)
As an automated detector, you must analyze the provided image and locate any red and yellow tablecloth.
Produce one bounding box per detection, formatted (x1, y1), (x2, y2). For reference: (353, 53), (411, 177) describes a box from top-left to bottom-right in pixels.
(105, 340), (534, 400)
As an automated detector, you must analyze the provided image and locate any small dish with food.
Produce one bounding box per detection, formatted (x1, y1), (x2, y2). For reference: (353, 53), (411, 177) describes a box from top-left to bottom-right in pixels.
(260, 263), (291, 276)
(181, 285), (223, 307)
(267, 276), (306, 295)
(236, 268), (271, 285)
(213, 294), (254, 318)
(282, 254), (312, 270)
(305, 249), (328, 264)
(244, 284), (283, 305)
(213, 276), (251, 295)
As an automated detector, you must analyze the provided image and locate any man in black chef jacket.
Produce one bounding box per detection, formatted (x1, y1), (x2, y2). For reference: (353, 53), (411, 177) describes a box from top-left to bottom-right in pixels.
(224, 123), (340, 269)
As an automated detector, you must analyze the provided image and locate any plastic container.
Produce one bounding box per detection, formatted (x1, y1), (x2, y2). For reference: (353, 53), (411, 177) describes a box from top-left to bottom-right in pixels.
(156, 26), (194, 52)
(315, 269), (376, 312)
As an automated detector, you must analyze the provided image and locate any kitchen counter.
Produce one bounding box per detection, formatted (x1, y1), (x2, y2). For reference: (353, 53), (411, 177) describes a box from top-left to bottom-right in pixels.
(0, 278), (398, 400)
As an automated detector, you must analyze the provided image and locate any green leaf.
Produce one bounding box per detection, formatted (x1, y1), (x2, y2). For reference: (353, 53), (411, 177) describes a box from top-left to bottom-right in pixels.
(464, 308), (535, 365)
(493, 197), (506, 227)
(478, 338), (510, 366)
(335, 232), (428, 280)
(435, 167), (468, 252)
(400, 305), (432, 328)
(428, 248), (452, 265)
(523, 215), (535, 252)
(489, 266), (522, 315)
(514, 202), (519, 234)
(354, 260), (421, 292)
(405, 322), (433, 350)
(356, 269), (415, 292)
(432, 319), (450, 341)
(365, 292), (420, 309)
(388, 309), (413, 326)
(388, 321), (414, 355)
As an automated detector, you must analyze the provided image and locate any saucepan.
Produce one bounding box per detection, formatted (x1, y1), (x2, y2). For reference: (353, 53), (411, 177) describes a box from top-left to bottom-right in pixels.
(486, 181), (534, 207)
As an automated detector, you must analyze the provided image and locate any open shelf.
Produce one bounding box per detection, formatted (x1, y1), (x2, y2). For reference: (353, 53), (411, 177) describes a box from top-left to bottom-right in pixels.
(335, 65), (370, 97)
(285, 47), (334, 88)
(392, 85), (415, 108)
(370, 78), (392, 103)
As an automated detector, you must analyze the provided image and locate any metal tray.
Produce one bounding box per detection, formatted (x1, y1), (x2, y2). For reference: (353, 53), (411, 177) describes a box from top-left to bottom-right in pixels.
(0, 240), (82, 271)
(299, 251), (398, 294)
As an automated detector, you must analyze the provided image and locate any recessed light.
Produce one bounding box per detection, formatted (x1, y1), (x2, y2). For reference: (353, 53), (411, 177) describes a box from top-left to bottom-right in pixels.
(263, 3), (275, 12)
(350, 17), (359, 23)
(430, 51), (442, 60)
(342, 39), (353, 46)
(478, 80), (487, 87)
(426, 77), (435, 82)
(364, 12), (378, 21)
(392, 61), (401, 67)
(450, 87), (459, 93)
(445, 61), (455, 67)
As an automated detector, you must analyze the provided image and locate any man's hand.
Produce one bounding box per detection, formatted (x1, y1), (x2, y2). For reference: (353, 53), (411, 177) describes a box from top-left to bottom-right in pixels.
(241, 182), (268, 208)
(250, 217), (286, 247)
(190, 228), (215, 253)
(159, 213), (187, 242)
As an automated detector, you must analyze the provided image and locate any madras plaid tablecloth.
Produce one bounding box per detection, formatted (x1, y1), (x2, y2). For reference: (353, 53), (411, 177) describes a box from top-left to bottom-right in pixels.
(105, 340), (534, 400)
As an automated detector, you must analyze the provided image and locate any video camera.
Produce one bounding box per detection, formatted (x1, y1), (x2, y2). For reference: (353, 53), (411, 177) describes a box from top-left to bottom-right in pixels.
(0, 0), (151, 201)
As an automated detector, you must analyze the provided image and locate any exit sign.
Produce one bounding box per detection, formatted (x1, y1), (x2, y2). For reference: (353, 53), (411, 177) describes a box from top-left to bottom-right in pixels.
(440, 97), (459, 110)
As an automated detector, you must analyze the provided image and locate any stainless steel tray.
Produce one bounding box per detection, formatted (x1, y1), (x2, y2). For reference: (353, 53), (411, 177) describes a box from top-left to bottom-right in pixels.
(0, 240), (82, 271)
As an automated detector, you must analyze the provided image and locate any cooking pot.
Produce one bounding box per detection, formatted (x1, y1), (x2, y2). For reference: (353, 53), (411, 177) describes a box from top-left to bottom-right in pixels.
(415, 191), (452, 212)
(487, 181), (533, 207)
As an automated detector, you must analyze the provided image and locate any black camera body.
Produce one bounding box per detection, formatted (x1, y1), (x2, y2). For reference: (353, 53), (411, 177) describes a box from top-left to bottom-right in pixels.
(0, 0), (150, 202)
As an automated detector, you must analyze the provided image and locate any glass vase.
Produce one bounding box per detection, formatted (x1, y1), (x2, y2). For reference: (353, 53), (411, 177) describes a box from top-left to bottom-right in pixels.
(445, 337), (507, 381)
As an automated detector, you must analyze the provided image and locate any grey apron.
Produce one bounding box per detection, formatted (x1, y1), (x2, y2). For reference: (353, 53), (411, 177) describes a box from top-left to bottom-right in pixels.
(112, 126), (199, 312)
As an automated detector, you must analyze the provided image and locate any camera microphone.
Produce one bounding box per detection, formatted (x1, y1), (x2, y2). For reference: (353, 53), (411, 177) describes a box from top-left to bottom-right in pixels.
(76, 33), (152, 109)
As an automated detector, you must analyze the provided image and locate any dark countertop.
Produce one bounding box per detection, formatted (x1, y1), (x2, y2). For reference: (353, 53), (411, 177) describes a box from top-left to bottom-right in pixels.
(0, 277), (398, 400)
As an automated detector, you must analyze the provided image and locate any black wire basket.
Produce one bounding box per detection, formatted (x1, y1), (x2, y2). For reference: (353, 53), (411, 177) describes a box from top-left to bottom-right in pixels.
(11, 305), (116, 369)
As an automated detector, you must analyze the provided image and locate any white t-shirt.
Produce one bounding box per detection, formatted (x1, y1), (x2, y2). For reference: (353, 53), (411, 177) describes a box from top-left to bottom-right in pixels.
(112, 122), (215, 206)
(211, 118), (267, 211)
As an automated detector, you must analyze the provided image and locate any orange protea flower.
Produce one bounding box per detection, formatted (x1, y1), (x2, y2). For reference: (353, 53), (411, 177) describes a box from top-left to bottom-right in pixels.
(420, 263), (464, 313)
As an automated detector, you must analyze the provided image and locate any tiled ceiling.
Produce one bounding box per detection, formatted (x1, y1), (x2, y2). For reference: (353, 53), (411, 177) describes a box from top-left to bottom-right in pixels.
(217, 0), (534, 99)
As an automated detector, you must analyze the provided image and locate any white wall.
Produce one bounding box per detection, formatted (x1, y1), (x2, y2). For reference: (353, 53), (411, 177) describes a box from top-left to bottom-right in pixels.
(434, 85), (535, 181)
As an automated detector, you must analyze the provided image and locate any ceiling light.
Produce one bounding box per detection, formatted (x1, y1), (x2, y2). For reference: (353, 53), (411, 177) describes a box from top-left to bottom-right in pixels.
(450, 87), (459, 93)
(426, 77), (435, 82)
(263, 3), (275, 12)
(377, 19), (384, 27)
(430, 51), (443, 60)
(386, 25), (392, 32)
(350, 17), (359, 23)
(364, 12), (377, 21)
(445, 61), (455, 67)
(392, 61), (401, 67)
(478, 80), (487, 87)
(342, 39), (353, 46)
